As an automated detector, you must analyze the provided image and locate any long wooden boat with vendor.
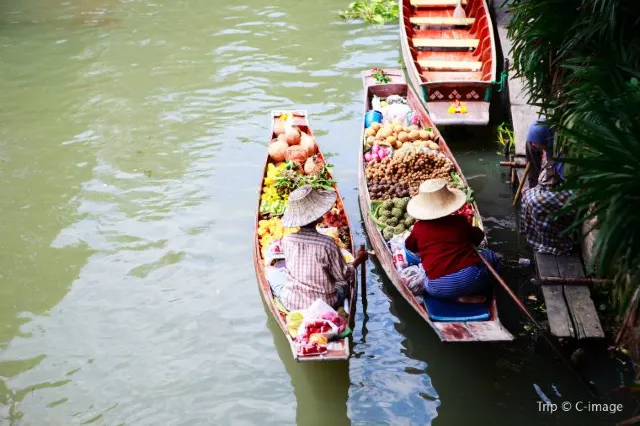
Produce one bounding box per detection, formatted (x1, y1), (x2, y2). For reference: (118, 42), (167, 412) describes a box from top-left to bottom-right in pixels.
(399, 0), (497, 126)
(357, 69), (513, 342)
(254, 110), (358, 361)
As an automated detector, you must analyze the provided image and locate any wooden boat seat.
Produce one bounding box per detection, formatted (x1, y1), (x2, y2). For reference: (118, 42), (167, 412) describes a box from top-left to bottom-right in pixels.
(413, 37), (479, 49)
(422, 70), (483, 81)
(410, 0), (467, 6)
(418, 59), (482, 71)
(410, 16), (475, 26)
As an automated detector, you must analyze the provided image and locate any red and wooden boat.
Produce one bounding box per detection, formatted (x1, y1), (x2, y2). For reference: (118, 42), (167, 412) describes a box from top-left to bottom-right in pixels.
(358, 69), (513, 342)
(254, 110), (357, 361)
(399, 0), (497, 126)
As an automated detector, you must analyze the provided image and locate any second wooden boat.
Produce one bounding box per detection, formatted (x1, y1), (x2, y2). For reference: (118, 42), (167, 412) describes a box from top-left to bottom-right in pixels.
(358, 69), (513, 342)
(254, 110), (357, 361)
(399, 0), (497, 126)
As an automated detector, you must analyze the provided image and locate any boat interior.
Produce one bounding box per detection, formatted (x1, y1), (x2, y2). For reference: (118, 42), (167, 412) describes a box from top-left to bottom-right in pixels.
(402, 0), (494, 83)
(361, 81), (494, 323)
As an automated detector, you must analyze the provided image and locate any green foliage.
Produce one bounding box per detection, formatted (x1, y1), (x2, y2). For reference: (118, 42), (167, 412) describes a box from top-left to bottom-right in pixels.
(496, 122), (515, 156)
(450, 172), (474, 202)
(339, 0), (399, 24)
(507, 0), (640, 314)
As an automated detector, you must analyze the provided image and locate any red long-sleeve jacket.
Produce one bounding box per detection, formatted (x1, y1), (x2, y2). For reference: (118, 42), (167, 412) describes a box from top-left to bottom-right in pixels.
(404, 215), (484, 279)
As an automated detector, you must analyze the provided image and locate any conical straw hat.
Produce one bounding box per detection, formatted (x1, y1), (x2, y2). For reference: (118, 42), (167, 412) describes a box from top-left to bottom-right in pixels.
(406, 179), (467, 220)
(281, 185), (336, 228)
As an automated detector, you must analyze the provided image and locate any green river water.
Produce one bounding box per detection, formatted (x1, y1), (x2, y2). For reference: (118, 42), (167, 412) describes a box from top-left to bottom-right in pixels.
(0, 1), (637, 425)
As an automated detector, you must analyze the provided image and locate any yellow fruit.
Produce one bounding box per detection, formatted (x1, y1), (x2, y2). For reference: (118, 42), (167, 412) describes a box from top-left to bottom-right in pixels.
(309, 334), (328, 345)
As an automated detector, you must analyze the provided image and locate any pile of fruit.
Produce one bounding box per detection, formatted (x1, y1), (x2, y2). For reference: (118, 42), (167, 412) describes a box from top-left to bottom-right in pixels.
(453, 203), (475, 225)
(260, 163), (291, 216)
(319, 206), (352, 250)
(364, 120), (440, 152)
(374, 198), (415, 241)
(365, 151), (455, 199)
(257, 218), (299, 260)
(322, 206), (347, 228)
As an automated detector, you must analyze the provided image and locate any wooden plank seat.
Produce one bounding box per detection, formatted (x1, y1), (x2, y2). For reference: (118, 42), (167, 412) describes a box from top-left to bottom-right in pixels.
(410, 0), (467, 6)
(410, 17), (475, 26)
(418, 59), (482, 71)
(413, 37), (479, 49)
(422, 70), (483, 81)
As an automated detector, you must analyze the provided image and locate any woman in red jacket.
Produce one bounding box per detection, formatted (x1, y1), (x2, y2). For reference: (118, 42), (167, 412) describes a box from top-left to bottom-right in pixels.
(404, 179), (499, 303)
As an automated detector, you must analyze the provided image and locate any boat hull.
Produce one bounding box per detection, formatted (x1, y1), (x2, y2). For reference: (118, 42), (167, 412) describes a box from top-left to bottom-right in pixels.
(399, 0), (497, 126)
(254, 111), (357, 361)
(358, 70), (513, 342)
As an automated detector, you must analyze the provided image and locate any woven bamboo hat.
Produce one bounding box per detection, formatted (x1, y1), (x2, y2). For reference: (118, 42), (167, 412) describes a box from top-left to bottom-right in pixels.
(281, 185), (336, 228)
(407, 179), (467, 220)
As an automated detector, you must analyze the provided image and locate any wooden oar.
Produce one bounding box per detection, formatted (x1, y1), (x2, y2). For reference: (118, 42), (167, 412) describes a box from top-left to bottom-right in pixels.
(359, 245), (368, 313)
(476, 250), (598, 397)
(512, 163), (531, 206)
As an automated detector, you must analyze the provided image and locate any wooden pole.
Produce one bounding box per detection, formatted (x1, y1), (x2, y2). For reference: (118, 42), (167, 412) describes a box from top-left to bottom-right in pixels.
(476, 250), (598, 397)
(359, 245), (367, 314)
(500, 161), (527, 168)
(512, 163), (531, 206)
(509, 154), (515, 185)
(532, 277), (614, 285)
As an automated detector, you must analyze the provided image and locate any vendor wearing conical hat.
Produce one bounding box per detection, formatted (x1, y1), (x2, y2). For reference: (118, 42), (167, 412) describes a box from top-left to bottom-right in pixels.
(276, 185), (368, 311)
(404, 179), (500, 303)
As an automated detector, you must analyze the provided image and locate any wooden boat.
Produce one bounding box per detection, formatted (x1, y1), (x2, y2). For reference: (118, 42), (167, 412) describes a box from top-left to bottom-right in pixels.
(358, 69), (513, 342)
(399, 0), (497, 126)
(253, 110), (357, 361)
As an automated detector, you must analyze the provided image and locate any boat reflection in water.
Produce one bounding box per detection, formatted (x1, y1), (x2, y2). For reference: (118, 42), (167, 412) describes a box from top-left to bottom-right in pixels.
(265, 311), (350, 426)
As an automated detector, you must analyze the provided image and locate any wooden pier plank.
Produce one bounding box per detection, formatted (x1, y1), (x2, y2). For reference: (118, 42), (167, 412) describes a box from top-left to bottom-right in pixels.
(563, 286), (605, 339)
(556, 253), (585, 279)
(541, 285), (574, 337)
(535, 253), (560, 278)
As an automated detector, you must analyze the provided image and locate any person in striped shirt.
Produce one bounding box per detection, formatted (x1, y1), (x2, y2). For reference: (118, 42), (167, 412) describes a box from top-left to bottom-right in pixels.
(273, 185), (368, 312)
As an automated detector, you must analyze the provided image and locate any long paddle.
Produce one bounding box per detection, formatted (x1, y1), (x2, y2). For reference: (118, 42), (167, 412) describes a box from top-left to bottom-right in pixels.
(359, 245), (368, 312)
(476, 250), (599, 397)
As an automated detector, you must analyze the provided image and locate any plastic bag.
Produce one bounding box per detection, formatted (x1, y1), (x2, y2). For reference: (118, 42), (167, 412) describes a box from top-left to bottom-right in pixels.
(298, 319), (339, 340)
(321, 311), (346, 334)
(297, 342), (328, 357)
(400, 265), (426, 296)
(385, 95), (408, 106)
(264, 239), (285, 265)
(306, 299), (337, 320)
(405, 247), (421, 266)
(389, 233), (410, 271)
(382, 103), (412, 124)
(286, 311), (304, 337)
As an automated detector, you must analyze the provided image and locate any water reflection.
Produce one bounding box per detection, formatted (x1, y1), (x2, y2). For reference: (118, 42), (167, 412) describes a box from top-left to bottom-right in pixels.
(266, 311), (350, 426)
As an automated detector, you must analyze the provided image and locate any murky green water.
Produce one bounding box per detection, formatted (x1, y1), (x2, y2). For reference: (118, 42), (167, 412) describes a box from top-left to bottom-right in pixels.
(0, 1), (636, 425)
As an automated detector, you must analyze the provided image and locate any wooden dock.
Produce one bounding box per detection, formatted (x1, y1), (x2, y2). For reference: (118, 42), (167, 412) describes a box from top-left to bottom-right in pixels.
(492, 3), (605, 340)
(535, 253), (604, 339)
(492, 2), (538, 185)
